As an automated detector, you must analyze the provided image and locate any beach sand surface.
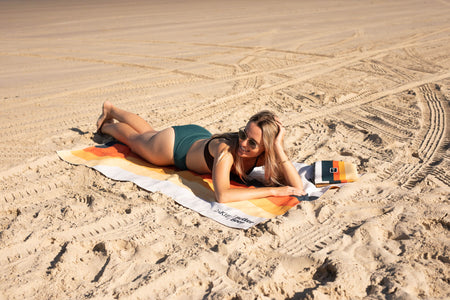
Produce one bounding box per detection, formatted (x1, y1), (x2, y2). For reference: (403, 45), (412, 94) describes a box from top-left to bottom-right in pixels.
(1, 0), (449, 299)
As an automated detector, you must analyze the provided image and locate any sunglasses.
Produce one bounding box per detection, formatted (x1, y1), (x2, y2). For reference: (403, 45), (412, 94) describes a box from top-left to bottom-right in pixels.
(238, 127), (260, 150)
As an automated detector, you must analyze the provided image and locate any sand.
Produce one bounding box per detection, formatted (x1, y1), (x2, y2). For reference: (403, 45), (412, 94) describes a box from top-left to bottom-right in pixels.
(1, 0), (449, 299)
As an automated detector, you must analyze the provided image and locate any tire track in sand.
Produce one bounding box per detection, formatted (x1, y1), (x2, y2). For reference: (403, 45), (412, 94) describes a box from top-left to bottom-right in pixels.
(399, 84), (449, 188)
(383, 83), (449, 188)
(0, 205), (157, 268)
(289, 72), (450, 124)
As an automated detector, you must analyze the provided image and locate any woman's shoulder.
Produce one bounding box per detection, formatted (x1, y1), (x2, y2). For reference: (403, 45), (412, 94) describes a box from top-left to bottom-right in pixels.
(210, 137), (233, 152)
(208, 133), (237, 156)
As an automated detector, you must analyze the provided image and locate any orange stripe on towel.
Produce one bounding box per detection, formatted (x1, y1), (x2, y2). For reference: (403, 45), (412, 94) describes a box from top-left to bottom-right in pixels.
(332, 161), (340, 182)
(85, 144), (135, 158)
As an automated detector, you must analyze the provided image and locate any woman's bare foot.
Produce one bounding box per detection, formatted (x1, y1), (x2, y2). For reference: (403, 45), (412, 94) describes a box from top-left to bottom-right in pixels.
(96, 101), (114, 133)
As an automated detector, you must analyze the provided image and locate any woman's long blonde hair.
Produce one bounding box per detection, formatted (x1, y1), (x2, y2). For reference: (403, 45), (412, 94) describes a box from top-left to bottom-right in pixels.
(213, 110), (287, 186)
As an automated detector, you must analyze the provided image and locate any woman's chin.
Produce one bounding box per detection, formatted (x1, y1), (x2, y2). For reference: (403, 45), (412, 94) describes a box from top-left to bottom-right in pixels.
(237, 147), (257, 158)
(237, 147), (248, 157)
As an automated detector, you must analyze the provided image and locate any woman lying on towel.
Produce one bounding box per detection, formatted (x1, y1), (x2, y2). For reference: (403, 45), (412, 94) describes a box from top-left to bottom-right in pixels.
(96, 101), (306, 203)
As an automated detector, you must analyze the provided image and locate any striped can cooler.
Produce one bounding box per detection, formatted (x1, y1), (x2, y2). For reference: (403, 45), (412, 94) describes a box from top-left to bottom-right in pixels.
(313, 160), (358, 187)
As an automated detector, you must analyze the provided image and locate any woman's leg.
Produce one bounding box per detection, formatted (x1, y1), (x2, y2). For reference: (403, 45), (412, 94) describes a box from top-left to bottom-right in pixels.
(97, 101), (153, 134)
(98, 102), (175, 166)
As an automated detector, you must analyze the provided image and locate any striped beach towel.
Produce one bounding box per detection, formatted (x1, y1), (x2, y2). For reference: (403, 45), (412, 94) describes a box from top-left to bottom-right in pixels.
(57, 142), (333, 229)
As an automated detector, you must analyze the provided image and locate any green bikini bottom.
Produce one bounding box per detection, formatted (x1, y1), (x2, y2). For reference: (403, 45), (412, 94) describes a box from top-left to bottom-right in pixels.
(172, 124), (212, 170)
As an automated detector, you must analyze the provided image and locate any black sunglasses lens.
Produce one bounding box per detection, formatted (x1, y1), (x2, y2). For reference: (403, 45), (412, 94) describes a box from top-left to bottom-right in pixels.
(238, 128), (258, 149)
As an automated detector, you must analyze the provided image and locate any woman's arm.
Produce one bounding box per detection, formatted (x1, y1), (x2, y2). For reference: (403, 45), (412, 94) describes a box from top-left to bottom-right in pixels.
(274, 120), (306, 193)
(211, 143), (304, 203)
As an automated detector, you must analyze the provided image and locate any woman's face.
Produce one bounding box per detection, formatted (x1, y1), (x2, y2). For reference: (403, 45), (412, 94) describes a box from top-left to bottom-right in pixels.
(237, 121), (265, 158)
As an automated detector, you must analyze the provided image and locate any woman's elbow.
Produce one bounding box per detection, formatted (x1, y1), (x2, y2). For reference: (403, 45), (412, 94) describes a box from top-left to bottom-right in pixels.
(215, 191), (230, 203)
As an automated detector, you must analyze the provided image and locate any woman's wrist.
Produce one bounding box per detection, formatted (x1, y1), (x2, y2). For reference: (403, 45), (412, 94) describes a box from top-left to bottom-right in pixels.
(269, 187), (276, 196)
(275, 148), (288, 162)
(278, 159), (290, 165)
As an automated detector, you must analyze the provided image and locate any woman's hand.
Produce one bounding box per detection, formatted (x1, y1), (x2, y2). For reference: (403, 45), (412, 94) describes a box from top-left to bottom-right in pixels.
(272, 186), (306, 197)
